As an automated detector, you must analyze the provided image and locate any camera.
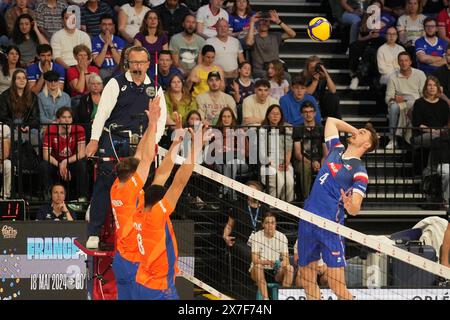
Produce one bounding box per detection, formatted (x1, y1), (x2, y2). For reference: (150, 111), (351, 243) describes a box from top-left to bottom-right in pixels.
(314, 62), (324, 73)
(260, 12), (270, 19)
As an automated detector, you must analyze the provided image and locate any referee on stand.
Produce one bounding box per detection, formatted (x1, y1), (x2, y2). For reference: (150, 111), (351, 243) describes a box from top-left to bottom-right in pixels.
(85, 46), (166, 249)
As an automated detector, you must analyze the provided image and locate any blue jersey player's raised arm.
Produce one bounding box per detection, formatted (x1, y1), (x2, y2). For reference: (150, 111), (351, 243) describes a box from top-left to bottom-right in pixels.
(298, 117), (379, 300)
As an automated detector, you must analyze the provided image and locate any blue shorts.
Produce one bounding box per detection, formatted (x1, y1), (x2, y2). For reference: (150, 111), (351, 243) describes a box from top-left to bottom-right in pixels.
(134, 282), (179, 300)
(112, 252), (139, 300)
(298, 220), (346, 268)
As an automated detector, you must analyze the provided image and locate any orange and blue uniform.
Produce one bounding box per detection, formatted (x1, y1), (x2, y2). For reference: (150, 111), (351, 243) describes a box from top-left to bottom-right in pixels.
(110, 172), (145, 300)
(133, 197), (180, 300)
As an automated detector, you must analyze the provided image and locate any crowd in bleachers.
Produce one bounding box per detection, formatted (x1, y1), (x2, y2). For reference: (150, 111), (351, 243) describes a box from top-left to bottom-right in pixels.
(0, 0), (448, 206)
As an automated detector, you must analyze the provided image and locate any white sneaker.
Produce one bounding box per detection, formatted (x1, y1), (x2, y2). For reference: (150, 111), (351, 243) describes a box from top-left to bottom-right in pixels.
(385, 139), (395, 150)
(86, 236), (99, 249)
(349, 77), (359, 90)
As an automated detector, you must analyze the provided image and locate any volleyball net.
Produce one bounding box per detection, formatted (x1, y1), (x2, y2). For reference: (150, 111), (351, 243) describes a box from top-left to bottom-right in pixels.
(158, 146), (450, 300)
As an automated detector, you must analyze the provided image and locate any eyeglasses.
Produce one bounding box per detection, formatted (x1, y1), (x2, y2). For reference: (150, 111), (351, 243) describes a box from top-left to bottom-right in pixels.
(302, 110), (315, 114)
(425, 25), (436, 28)
(128, 61), (148, 66)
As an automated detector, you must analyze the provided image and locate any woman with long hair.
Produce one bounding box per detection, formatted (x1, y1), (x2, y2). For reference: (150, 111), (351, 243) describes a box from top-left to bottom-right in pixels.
(397, 0), (426, 66)
(0, 46), (23, 94)
(118, 0), (150, 44)
(165, 74), (197, 125)
(0, 69), (39, 144)
(11, 13), (49, 66)
(266, 60), (289, 101)
(260, 104), (294, 201)
(229, 0), (254, 41)
(214, 106), (248, 200)
(134, 10), (168, 70)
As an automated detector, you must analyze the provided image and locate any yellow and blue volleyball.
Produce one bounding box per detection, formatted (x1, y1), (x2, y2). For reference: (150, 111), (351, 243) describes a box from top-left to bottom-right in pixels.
(307, 17), (332, 42)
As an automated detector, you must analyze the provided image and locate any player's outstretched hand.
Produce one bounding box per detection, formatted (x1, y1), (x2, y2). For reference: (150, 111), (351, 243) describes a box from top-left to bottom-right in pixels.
(146, 96), (161, 126)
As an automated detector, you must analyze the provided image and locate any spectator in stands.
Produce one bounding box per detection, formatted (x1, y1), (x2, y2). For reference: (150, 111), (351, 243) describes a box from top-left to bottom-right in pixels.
(280, 75), (321, 127)
(411, 75), (449, 149)
(5, 0), (36, 34)
(196, 0), (229, 39)
(0, 46), (22, 94)
(223, 180), (266, 299)
(41, 106), (87, 200)
(169, 14), (205, 76)
(75, 74), (103, 131)
(92, 14), (126, 81)
(188, 44), (225, 98)
(377, 26), (405, 85)
(11, 14), (49, 66)
(302, 56), (341, 119)
(0, 69), (39, 140)
(340, 0), (364, 45)
(36, 183), (75, 220)
(246, 10), (296, 79)
(229, 0), (254, 48)
(134, 10), (169, 71)
(227, 61), (255, 124)
(50, 8), (92, 69)
(348, 1), (387, 90)
(148, 50), (182, 90)
(293, 102), (327, 200)
(416, 17), (447, 75)
(397, 0), (426, 66)
(80, 0), (113, 37)
(118, 0), (150, 44)
(0, 123), (11, 198)
(242, 79), (277, 126)
(35, 0), (67, 41)
(67, 44), (100, 99)
(154, 0), (189, 38)
(38, 70), (71, 125)
(249, 212), (293, 300)
(213, 106), (248, 200)
(206, 19), (245, 83)
(196, 71), (236, 125)
(260, 104), (294, 202)
(385, 51), (426, 149)
(433, 46), (450, 106)
(27, 44), (65, 94)
(438, 2), (450, 45)
(165, 74), (197, 125)
(266, 60), (289, 101)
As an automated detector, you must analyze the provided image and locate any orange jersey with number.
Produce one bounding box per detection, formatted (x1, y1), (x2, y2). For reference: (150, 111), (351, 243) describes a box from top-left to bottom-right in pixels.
(110, 172), (145, 262)
(134, 197), (179, 290)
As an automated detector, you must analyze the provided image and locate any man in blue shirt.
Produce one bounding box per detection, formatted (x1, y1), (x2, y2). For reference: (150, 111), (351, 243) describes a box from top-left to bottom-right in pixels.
(148, 50), (183, 90)
(416, 17), (447, 75)
(27, 44), (65, 94)
(37, 71), (71, 124)
(92, 14), (125, 81)
(280, 75), (321, 126)
(298, 117), (379, 300)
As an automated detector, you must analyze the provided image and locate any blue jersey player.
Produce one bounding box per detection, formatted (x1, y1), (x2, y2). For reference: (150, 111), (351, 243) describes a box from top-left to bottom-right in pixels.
(298, 117), (379, 300)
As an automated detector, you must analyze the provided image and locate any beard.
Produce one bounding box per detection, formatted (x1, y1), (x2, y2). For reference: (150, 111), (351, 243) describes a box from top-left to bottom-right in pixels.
(185, 28), (195, 35)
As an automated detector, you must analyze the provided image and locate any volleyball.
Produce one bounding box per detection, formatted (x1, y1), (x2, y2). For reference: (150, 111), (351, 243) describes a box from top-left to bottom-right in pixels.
(307, 17), (332, 42)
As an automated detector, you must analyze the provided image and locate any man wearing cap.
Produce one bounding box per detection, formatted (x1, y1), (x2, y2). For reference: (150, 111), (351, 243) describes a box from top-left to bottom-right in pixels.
(196, 71), (236, 125)
(37, 70), (71, 125)
(84, 46), (167, 249)
(27, 44), (66, 94)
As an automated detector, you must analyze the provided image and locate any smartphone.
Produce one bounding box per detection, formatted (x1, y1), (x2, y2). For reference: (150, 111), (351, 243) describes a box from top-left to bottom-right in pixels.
(66, 5), (81, 30)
